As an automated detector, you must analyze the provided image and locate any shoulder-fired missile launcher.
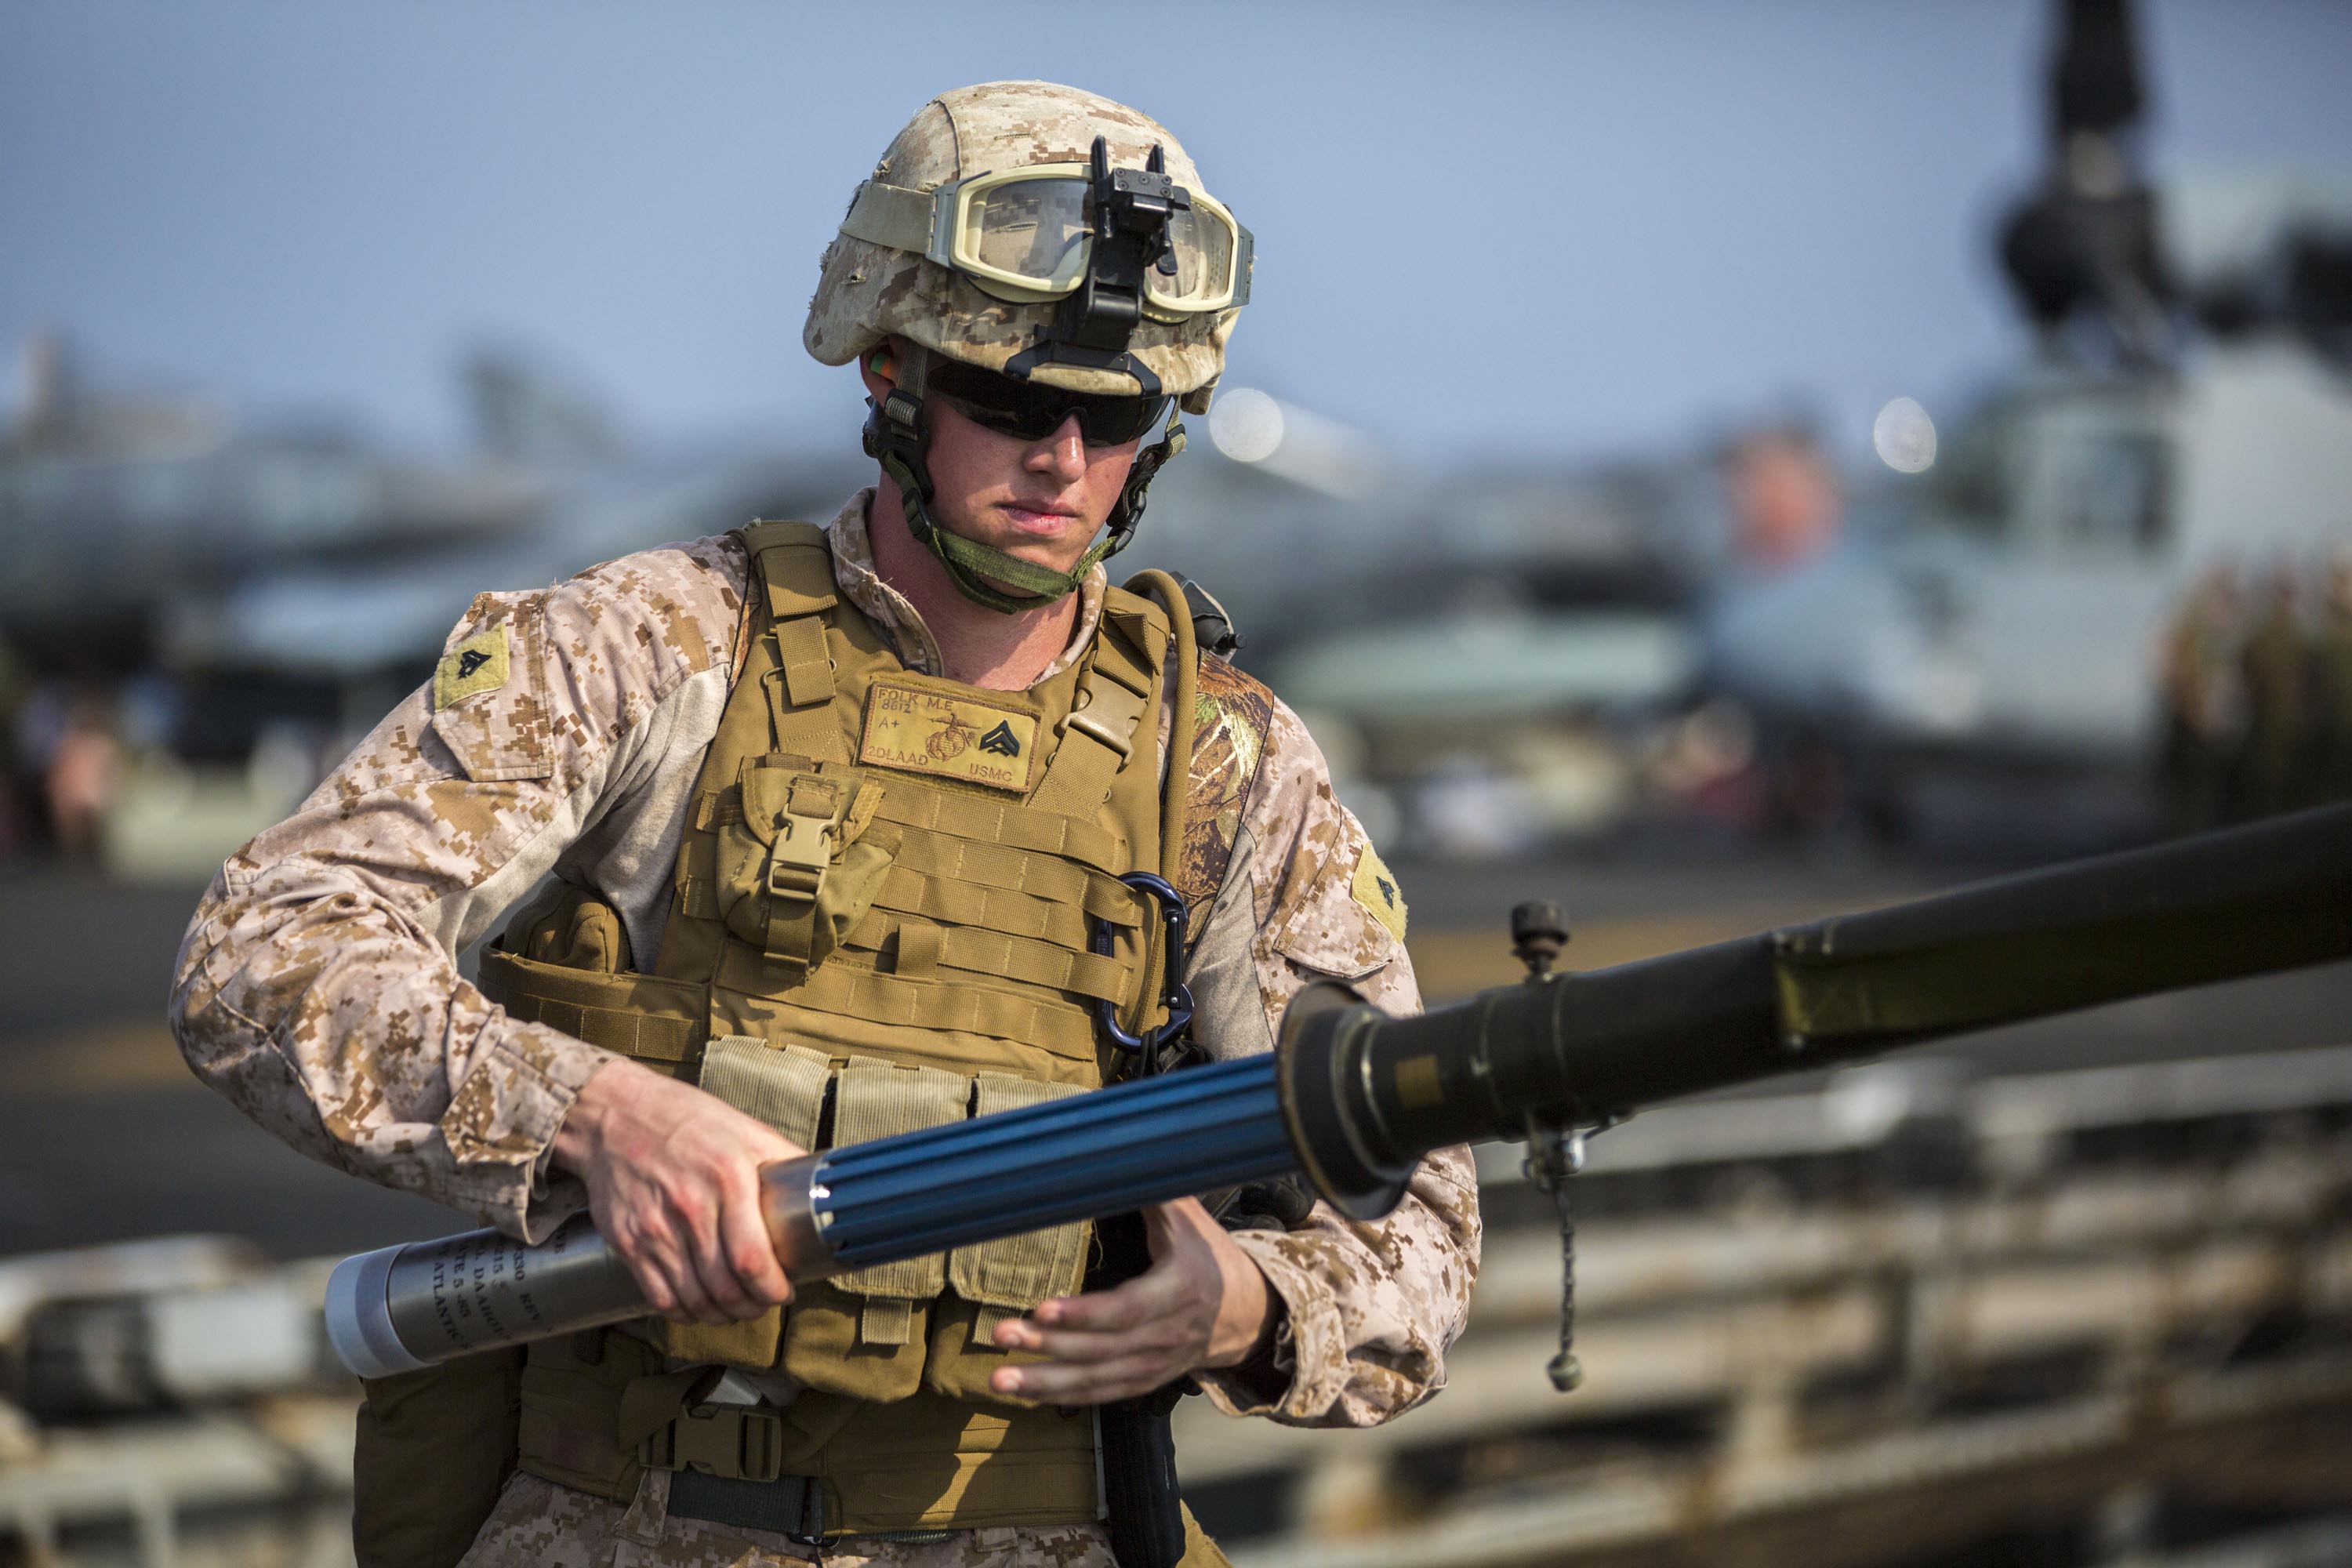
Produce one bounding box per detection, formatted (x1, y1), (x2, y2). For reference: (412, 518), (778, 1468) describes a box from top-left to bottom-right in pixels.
(328, 804), (2352, 1383)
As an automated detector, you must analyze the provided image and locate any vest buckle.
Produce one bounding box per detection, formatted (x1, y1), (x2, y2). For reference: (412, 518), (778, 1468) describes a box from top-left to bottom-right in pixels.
(767, 811), (833, 904)
(641, 1400), (787, 1485)
(1056, 707), (1134, 762)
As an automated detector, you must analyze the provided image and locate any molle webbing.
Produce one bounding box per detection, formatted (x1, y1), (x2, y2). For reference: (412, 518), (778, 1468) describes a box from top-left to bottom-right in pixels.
(705, 952), (1104, 1063)
(855, 826), (1136, 909)
(652, 521), (1169, 1365)
(480, 945), (706, 1073)
(844, 916), (1135, 1003)
(863, 861), (1141, 943)
(658, 520), (1173, 1073)
(868, 786), (1131, 871)
(682, 822), (1146, 930)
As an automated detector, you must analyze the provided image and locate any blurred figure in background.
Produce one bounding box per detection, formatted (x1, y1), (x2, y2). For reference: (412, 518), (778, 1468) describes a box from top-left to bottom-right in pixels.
(44, 685), (120, 862)
(0, 641), (28, 860)
(2240, 564), (2312, 818)
(1719, 423), (1842, 576)
(2155, 561), (2247, 833)
(2314, 549), (2352, 803)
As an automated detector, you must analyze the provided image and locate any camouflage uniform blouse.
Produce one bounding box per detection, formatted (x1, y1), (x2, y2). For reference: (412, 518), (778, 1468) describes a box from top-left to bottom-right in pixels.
(169, 493), (1481, 1442)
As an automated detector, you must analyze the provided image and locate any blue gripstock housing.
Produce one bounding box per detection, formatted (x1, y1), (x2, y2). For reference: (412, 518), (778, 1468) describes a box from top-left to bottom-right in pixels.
(811, 1054), (1292, 1268)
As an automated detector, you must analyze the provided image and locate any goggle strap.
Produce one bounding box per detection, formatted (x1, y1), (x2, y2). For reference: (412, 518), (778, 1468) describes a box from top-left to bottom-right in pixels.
(839, 180), (936, 255)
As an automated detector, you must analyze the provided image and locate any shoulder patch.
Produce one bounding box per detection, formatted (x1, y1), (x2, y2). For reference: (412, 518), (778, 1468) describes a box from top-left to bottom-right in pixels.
(429, 595), (553, 782)
(434, 626), (509, 710)
(1350, 841), (1408, 945)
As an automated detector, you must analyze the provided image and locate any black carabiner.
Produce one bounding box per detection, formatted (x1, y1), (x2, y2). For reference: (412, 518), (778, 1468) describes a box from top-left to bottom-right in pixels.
(1091, 871), (1195, 1070)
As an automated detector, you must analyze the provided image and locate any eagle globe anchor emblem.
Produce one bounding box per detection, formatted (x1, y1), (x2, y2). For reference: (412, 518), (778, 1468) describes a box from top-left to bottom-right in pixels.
(924, 710), (980, 762)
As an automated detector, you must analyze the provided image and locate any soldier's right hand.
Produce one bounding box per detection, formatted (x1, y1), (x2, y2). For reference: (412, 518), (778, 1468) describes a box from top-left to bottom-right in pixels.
(550, 1058), (802, 1326)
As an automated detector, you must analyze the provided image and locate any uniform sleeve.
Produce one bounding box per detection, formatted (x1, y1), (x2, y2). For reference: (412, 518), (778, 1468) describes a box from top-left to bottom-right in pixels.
(1190, 698), (1483, 1428)
(167, 538), (746, 1241)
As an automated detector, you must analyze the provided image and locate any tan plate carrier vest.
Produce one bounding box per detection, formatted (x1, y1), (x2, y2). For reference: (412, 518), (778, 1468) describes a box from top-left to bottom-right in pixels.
(471, 521), (1196, 1537)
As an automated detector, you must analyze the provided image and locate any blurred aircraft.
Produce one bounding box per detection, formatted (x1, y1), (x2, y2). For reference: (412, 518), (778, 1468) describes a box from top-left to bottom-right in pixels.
(0, 335), (864, 713)
(1706, 0), (2352, 837)
(0, 333), (550, 672)
(0, 337), (865, 874)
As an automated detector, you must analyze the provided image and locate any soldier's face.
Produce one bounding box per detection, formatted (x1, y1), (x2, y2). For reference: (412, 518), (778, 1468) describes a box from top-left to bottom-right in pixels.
(862, 354), (1139, 582)
(925, 400), (1138, 578)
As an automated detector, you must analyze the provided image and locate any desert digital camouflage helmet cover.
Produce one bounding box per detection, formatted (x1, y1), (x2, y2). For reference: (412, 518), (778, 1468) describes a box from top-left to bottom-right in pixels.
(807, 84), (1254, 612)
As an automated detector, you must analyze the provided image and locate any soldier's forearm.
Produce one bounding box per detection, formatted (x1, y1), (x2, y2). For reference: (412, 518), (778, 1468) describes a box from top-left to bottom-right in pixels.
(172, 862), (608, 1238)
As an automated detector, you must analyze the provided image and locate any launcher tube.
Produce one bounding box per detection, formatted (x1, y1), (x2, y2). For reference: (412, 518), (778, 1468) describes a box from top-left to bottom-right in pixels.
(1278, 804), (2352, 1215)
(328, 806), (2352, 1377)
(326, 1056), (1294, 1376)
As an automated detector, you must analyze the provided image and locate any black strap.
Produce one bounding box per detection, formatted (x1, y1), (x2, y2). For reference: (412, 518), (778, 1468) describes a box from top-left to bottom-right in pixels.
(1098, 1398), (1187, 1568)
(666, 1469), (828, 1542)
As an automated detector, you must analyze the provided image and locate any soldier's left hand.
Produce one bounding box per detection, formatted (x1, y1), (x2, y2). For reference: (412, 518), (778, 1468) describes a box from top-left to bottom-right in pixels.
(987, 1196), (1276, 1403)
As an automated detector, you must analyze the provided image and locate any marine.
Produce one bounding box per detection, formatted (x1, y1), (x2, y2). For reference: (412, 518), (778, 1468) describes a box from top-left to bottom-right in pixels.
(2314, 551), (2352, 804)
(2155, 562), (2247, 833)
(169, 82), (1480, 1566)
(2241, 564), (2313, 818)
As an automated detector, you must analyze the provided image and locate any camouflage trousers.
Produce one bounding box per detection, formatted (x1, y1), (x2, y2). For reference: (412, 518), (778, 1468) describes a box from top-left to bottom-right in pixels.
(456, 1473), (1117, 1568)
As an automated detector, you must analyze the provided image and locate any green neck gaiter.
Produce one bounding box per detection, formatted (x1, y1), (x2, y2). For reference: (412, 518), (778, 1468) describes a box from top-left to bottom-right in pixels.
(877, 445), (1118, 615)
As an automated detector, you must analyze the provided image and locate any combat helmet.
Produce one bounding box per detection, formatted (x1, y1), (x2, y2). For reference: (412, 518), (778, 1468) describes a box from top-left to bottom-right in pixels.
(806, 81), (1252, 612)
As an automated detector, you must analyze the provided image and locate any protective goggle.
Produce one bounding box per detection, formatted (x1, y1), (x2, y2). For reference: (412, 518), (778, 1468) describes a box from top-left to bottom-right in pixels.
(922, 357), (1172, 448)
(840, 162), (1253, 320)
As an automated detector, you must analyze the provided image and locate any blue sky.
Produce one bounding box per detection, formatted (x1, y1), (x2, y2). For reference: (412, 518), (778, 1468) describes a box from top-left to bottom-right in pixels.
(4, 0), (2349, 466)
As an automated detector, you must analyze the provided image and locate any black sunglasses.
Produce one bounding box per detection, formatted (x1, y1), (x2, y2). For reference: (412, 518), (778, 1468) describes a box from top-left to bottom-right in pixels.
(924, 359), (1171, 448)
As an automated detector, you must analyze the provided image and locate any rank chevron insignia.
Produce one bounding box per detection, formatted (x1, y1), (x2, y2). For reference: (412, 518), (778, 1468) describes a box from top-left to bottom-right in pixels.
(432, 626), (510, 710)
(1350, 842), (1409, 944)
(978, 721), (1022, 757)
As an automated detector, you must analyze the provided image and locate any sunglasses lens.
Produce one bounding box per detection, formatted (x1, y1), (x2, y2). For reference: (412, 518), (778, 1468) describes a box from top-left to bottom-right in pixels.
(1078, 395), (1174, 445)
(927, 361), (1168, 448)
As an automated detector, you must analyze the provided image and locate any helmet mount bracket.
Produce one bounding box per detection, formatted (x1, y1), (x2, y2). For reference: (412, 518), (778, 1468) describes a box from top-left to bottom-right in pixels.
(1060, 138), (1186, 354)
(1002, 138), (1182, 398)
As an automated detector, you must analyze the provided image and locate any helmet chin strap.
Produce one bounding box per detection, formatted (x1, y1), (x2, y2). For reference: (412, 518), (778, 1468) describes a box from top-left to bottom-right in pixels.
(862, 343), (1186, 615)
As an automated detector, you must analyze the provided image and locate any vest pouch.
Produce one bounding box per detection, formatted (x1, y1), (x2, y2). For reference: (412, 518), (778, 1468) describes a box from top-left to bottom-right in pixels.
(477, 947), (706, 1077)
(713, 757), (892, 979)
(778, 1057), (969, 1403)
(927, 1074), (1094, 1403)
(354, 1348), (523, 1568)
(502, 880), (634, 973)
(515, 1329), (667, 1505)
(653, 1036), (834, 1369)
